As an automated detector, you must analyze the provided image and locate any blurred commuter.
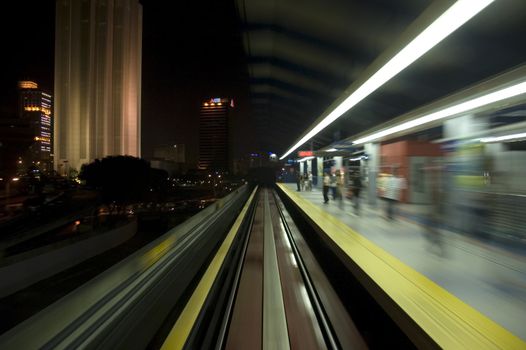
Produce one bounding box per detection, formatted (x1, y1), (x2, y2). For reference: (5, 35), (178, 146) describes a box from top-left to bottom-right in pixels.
(323, 172), (330, 203)
(384, 169), (406, 220)
(296, 171), (301, 191)
(330, 172), (337, 200)
(424, 162), (447, 256)
(307, 171), (313, 191)
(470, 191), (492, 240)
(300, 173), (306, 191)
(336, 170), (345, 208)
(351, 172), (362, 215)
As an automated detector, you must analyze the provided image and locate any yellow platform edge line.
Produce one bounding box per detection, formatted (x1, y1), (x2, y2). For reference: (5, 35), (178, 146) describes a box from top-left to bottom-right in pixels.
(277, 183), (526, 350)
(161, 187), (258, 350)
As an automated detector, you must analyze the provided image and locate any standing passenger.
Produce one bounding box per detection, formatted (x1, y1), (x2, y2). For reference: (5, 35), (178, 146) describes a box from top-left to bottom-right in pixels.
(296, 171), (301, 191)
(336, 170), (345, 208)
(424, 162), (446, 256)
(323, 172), (330, 204)
(384, 168), (406, 220)
(330, 172), (337, 200)
(352, 172), (362, 215)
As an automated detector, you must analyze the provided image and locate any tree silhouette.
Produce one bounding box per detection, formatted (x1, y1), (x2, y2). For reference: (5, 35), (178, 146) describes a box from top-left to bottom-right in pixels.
(148, 167), (169, 202)
(79, 155), (150, 206)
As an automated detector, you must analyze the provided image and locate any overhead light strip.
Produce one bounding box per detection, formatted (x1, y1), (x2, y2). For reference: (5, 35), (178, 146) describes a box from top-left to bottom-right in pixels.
(353, 81), (526, 144)
(280, 0), (495, 160)
(480, 132), (526, 143)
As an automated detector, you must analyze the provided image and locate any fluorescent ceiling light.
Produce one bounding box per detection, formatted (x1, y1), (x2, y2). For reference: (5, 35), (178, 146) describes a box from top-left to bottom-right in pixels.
(298, 156), (315, 162)
(480, 132), (526, 143)
(326, 148), (338, 152)
(279, 0), (494, 160)
(353, 81), (526, 144)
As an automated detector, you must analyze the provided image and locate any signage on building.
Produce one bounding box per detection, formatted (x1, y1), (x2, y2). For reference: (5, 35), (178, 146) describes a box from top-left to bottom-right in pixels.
(298, 150), (313, 157)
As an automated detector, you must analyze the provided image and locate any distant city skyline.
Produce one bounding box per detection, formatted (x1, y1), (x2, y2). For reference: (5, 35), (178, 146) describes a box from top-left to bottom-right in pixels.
(1, 1), (256, 174)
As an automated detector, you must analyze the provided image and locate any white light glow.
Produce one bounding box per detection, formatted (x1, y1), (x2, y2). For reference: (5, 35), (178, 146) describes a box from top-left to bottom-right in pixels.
(290, 253), (298, 268)
(353, 81), (526, 144)
(279, 0), (494, 160)
(326, 148), (337, 152)
(480, 132), (526, 143)
(298, 156), (315, 162)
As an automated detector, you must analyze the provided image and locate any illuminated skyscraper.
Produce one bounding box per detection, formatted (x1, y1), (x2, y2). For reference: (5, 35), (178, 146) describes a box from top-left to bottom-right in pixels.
(199, 98), (234, 171)
(54, 0), (142, 173)
(18, 81), (53, 171)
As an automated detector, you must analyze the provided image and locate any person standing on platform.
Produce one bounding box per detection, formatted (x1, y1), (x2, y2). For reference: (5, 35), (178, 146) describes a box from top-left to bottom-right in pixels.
(384, 168), (406, 220)
(323, 172), (330, 203)
(307, 171), (313, 191)
(336, 170), (345, 208)
(351, 172), (362, 215)
(330, 171), (337, 200)
(296, 171), (301, 191)
(424, 162), (447, 256)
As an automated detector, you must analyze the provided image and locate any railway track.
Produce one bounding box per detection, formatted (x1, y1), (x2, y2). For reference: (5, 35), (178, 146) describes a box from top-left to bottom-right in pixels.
(0, 185), (416, 349)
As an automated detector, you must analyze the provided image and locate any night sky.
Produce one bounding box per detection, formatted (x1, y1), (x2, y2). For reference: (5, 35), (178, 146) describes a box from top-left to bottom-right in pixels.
(141, 0), (255, 165)
(1, 0), (256, 167)
(1, 1), (55, 116)
(5, 1), (524, 165)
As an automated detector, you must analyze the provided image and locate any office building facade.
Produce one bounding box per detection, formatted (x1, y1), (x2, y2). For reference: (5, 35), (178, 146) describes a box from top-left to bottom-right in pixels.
(198, 98), (234, 171)
(18, 81), (53, 171)
(54, 0), (142, 174)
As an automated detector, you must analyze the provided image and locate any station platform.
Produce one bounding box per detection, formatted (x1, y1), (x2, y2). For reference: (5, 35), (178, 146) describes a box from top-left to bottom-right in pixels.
(278, 183), (526, 345)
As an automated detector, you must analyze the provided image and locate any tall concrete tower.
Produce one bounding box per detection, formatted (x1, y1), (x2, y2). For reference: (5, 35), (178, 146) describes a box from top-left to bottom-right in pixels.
(18, 81), (54, 172)
(54, 0), (142, 174)
(199, 98), (234, 171)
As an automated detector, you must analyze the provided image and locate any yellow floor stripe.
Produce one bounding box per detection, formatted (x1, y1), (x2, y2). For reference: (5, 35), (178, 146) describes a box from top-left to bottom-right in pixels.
(161, 187), (258, 350)
(277, 183), (526, 350)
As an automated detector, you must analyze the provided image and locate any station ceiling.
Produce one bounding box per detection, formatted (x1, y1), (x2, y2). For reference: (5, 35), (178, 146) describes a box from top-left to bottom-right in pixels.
(235, 0), (526, 156)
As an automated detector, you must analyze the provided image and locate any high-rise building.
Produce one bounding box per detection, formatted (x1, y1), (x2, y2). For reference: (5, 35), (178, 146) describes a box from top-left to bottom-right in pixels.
(54, 0), (142, 174)
(18, 81), (54, 171)
(198, 98), (234, 171)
